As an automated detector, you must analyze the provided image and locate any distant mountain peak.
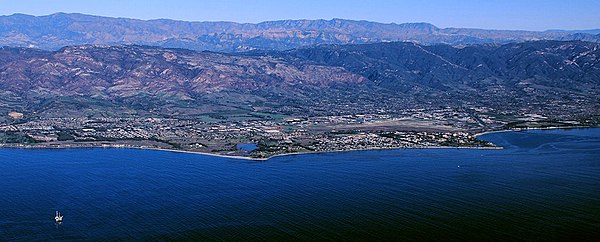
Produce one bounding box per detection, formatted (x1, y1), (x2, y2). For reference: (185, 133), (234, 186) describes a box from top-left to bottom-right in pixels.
(0, 13), (598, 52)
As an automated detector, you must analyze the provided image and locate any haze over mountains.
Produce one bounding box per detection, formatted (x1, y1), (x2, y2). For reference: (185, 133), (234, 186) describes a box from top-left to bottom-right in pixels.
(1, 13), (600, 52)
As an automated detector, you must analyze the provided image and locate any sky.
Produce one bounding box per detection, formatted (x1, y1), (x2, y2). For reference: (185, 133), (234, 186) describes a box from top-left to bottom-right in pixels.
(0, 0), (599, 31)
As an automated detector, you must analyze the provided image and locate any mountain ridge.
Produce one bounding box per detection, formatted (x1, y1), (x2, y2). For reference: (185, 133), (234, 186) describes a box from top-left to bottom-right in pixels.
(2, 13), (599, 52)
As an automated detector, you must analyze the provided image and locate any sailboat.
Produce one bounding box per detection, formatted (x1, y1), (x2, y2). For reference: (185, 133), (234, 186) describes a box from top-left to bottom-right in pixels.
(55, 211), (63, 223)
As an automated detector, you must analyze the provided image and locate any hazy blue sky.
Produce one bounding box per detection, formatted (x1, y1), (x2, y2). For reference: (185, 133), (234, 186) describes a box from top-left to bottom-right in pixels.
(1, 0), (599, 30)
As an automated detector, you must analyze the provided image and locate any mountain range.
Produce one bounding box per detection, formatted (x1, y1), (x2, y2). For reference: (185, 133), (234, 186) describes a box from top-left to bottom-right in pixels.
(1, 13), (600, 52)
(0, 13), (599, 127)
(1, 40), (599, 123)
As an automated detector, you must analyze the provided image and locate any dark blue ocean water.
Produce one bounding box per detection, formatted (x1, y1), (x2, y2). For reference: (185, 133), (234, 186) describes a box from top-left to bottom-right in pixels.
(0, 128), (599, 241)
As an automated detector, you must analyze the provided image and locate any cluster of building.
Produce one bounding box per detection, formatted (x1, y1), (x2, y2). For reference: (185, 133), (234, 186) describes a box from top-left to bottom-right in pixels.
(0, 107), (504, 158)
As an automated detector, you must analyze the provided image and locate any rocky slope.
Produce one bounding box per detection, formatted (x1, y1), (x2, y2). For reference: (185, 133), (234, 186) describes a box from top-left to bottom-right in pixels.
(272, 40), (600, 119)
(0, 45), (365, 97)
(1, 13), (599, 52)
(275, 40), (600, 94)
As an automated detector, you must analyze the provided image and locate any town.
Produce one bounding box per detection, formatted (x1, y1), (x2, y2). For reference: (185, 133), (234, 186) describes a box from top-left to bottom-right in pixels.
(3, 105), (586, 159)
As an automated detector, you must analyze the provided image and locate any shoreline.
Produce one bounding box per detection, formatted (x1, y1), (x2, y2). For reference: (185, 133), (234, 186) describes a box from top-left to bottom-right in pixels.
(263, 145), (503, 160)
(138, 147), (266, 161)
(0, 143), (502, 161)
(1, 126), (596, 160)
(474, 125), (597, 137)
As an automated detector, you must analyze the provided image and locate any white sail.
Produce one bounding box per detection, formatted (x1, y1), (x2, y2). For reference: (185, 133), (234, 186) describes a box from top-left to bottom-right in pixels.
(55, 211), (63, 222)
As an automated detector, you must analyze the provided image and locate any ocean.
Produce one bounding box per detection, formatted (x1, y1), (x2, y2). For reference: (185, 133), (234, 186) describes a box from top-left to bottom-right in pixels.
(0, 128), (599, 241)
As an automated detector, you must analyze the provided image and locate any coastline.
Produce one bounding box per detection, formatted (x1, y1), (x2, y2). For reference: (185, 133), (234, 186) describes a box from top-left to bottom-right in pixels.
(0, 142), (502, 161)
(137, 147), (267, 161)
(2, 126), (595, 160)
(263, 145), (503, 160)
(474, 125), (597, 137)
